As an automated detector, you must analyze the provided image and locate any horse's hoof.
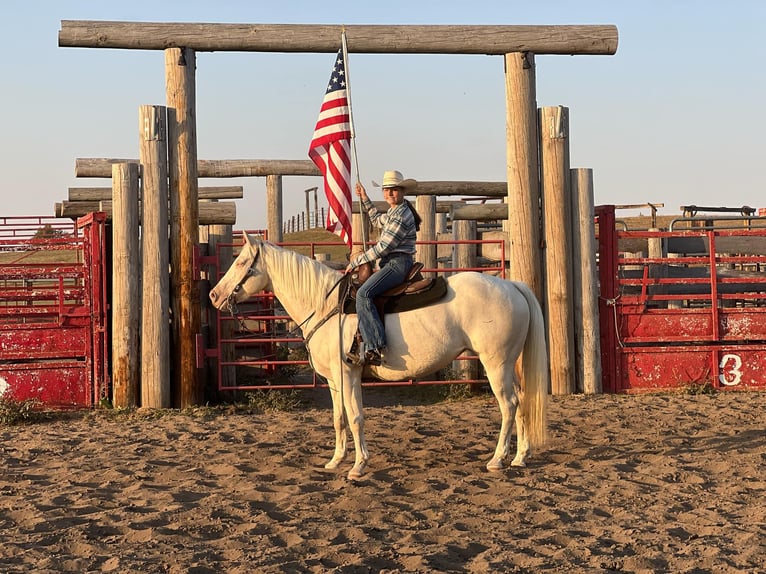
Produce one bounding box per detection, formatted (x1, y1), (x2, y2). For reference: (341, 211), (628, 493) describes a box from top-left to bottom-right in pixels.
(486, 459), (505, 472)
(347, 462), (367, 480)
(324, 458), (342, 470)
(510, 458), (527, 468)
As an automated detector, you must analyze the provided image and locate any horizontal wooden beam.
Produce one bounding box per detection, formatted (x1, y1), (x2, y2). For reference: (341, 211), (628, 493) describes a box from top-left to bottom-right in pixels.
(55, 200), (236, 225)
(59, 21), (618, 56)
(75, 158), (320, 178)
(68, 185), (244, 201)
(452, 203), (509, 221)
(351, 200), (464, 214)
(409, 181), (507, 197)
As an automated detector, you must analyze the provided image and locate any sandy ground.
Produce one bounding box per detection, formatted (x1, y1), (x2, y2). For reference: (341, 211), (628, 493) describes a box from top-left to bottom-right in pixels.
(1, 389), (764, 573)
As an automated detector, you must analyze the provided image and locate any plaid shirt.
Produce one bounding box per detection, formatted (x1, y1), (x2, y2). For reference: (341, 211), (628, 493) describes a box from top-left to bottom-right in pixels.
(352, 197), (417, 266)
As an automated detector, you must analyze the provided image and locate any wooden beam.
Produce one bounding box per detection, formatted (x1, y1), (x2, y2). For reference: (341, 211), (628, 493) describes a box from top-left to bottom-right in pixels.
(55, 200), (236, 225)
(408, 181), (507, 197)
(59, 21), (618, 55)
(75, 158), (319, 178)
(68, 185), (244, 201)
(352, 200), (464, 214)
(451, 203), (509, 221)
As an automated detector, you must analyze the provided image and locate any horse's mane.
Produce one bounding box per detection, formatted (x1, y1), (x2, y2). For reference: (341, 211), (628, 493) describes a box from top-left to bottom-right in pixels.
(260, 240), (343, 315)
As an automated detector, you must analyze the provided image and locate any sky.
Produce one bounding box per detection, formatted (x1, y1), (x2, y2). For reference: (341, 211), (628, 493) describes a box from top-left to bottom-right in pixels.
(1, 1), (764, 230)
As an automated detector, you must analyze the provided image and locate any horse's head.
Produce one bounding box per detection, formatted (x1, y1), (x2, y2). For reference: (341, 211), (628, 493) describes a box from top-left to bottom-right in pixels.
(209, 232), (271, 311)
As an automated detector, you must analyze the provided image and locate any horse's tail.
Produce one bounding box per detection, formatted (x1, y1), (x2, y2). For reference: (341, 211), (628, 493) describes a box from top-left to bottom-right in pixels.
(515, 281), (549, 450)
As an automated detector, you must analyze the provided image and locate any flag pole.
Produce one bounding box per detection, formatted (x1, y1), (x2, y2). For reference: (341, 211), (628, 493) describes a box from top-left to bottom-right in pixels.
(341, 28), (369, 248)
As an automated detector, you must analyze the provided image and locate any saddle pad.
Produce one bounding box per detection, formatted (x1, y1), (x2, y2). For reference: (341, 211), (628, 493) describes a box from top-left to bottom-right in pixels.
(342, 276), (448, 315)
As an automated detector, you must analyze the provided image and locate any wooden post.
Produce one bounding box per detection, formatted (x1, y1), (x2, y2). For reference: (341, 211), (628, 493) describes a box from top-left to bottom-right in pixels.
(139, 104), (171, 408)
(267, 174), (283, 243)
(505, 52), (543, 303)
(313, 187), (319, 228)
(351, 213), (367, 259)
(540, 106), (575, 395)
(111, 162), (140, 408)
(570, 168), (602, 394)
(415, 195), (436, 277)
(452, 220), (478, 382)
(436, 212), (447, 234)
(166, 47), (202, 408)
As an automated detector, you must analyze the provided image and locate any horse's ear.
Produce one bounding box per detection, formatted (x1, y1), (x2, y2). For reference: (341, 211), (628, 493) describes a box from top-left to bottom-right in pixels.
(242, 231), (254, 248)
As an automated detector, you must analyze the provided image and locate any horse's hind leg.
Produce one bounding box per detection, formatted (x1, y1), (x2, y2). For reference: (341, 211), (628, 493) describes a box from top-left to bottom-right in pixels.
(324, 382), (348, 470)
(484, 361), (519, 471)
(511, 406), (530, 467)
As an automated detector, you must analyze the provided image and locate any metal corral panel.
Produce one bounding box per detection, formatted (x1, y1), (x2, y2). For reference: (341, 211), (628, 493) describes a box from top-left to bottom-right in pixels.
(597, 205), (766, 393)
(0, 214), (108, 408)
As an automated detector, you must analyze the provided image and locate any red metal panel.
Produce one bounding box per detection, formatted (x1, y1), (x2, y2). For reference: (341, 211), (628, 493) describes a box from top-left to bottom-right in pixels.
(620, 345), (766, 392)
(598, 215), (766, 393)
(0, 325), (89, 360)
(0, 364), (90, 408)
(0, 214), (109, 408)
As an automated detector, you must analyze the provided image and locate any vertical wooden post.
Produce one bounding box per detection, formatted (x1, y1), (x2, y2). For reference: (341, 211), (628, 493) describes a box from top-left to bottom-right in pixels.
(166, 47), (201, 408)
(267, 174), (283, 243)
(540, 106), (575, 395)
(111, 162), (140, 408)
(452, 220), (478, 382)
(415, 195), (436, 277)
(351, 213), (367, 259)
(504, 51), (542, 302)
(436, 212), (447, 234)
(139, 104), (171, 408)
(570, 168), (602, 394)
(313, 187), (319, 228)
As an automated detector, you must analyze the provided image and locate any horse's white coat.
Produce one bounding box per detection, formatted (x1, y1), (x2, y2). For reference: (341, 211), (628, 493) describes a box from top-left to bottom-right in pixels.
(210, 234), (548, 479)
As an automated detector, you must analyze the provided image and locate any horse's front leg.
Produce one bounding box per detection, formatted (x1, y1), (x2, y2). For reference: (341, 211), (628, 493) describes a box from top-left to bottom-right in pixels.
(342, 370), (369, 480)
(324, 381), (348, 470)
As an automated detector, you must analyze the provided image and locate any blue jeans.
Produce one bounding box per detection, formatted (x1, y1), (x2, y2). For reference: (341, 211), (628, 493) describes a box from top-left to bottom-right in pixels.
(356, 253), (413, 351)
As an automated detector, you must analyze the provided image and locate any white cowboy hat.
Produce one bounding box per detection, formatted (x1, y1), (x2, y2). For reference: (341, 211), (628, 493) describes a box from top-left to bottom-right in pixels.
(372, 170), (417, 190)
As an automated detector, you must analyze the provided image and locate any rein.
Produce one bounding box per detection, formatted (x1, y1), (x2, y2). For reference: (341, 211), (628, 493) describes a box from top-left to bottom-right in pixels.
(300, 273), (350, 347)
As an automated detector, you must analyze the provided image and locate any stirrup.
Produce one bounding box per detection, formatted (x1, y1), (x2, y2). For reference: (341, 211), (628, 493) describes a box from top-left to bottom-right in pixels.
(345, 332), (364, 365)
(364, 349), (383, 367)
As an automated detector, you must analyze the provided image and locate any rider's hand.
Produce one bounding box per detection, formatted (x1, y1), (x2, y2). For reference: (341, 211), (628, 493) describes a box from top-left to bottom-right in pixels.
(355, 182), (367, 200)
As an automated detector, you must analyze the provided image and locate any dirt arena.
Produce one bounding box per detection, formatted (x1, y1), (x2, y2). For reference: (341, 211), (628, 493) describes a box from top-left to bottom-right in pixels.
(1, 389), (764, 573)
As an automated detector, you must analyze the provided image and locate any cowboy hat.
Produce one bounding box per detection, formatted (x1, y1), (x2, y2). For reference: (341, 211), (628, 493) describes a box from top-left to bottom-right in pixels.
(372, 170), (417, 190)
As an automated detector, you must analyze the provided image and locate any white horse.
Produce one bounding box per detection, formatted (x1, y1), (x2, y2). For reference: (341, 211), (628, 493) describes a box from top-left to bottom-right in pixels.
(209, 233), (548, 480)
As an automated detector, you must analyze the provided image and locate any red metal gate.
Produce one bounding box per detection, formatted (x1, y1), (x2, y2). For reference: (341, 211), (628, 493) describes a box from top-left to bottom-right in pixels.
(597, 205), (766, 392)
(0, 214), (108, 407)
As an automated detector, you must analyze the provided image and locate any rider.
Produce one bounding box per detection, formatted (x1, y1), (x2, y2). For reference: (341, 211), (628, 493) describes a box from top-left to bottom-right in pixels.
(345, 170), (421, 366)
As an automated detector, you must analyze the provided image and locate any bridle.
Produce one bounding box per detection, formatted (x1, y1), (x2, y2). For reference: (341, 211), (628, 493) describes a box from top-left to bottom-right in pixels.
(222, 246), (349, 346)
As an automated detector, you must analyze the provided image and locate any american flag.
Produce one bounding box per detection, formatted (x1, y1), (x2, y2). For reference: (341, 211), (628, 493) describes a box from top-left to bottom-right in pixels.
(308, 49), (353, 248)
